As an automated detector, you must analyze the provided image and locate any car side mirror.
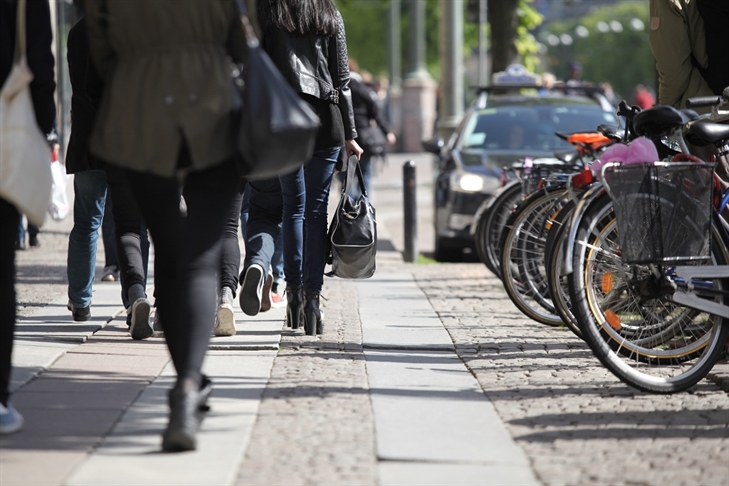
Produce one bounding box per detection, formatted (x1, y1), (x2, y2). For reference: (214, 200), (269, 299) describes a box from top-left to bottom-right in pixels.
(422, 137), (444, 155)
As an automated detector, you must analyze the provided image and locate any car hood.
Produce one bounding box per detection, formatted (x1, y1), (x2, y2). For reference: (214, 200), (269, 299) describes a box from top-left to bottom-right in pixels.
(457, 148), (554, 176)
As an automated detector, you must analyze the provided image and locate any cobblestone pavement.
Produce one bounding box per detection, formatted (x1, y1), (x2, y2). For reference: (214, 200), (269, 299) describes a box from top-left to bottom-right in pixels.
(410, 263), (729, 486)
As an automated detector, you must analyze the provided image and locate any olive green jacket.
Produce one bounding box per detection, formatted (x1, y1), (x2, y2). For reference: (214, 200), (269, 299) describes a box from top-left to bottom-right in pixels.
(649, 0), (714, 113)
(85, 0), (256, 176)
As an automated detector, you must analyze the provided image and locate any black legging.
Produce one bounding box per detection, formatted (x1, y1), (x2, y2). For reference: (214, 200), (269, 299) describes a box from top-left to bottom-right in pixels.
(125, 160), (240, 387)
(219, 179), (246, 297)
(0, 199), (19, 406)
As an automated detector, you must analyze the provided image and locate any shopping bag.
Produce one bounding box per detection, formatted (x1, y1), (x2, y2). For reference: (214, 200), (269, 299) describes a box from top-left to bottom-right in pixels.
(48, 156), (69, 221)
(232, 1), (320, 179)
(0, 0), (52, 227)
(326, 154), (377, 279)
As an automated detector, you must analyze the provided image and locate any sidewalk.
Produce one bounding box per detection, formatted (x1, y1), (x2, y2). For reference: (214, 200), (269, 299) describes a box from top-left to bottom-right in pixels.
(1, 153), (728, 486)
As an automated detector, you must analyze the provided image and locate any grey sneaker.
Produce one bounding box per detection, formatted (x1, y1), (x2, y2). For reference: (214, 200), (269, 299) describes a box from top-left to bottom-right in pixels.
(101, 265), (119, 282)
(129, 297), (153, 340)
(0, 402), (24, 435)
(240, 264), (264, 316)
(214, 287), (236, 336)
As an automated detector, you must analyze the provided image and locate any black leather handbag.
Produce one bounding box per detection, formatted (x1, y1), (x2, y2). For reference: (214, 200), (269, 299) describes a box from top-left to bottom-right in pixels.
(233, 1), (320, 179)
(327, 155), (377, 279)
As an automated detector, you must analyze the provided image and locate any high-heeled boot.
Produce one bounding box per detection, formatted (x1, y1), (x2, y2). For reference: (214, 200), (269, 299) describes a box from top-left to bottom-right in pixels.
(304, 292), (322, 336)
(286, 285), (305, 329)
(162, 388), (203, 452)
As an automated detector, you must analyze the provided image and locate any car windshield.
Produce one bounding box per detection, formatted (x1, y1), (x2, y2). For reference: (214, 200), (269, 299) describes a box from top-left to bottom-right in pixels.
(460, 100), (617, 152)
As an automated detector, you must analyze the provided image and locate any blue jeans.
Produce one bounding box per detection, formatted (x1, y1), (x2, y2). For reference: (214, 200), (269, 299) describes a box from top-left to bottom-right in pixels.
(242, 177), (282, 282)
(240, 183), (284, 290)
(101, 189), (118, 268)
(279, 147), (340, 293)
(67, 170), (107, 308)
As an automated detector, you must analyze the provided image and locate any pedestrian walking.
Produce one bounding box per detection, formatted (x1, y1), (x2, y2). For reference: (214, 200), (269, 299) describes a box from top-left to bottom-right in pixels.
(65, 9), (152, 337)
(345, 57), (395, 199)
(85, 0), (250, 451)
(0, 0), (56, 435)
(246, 0), (362, 335)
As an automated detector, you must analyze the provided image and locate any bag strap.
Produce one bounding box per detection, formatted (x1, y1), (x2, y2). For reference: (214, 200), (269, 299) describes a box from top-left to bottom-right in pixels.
(342, 154), (368, 198)
(13, 0), (27, 63)
(233, 0), (260, 47)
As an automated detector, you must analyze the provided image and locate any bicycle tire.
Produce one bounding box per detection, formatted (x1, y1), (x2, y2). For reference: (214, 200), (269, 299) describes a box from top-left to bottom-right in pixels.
(499, 186), (566, 326)
(482, 181), (522, 279)
(568, 193), (728, 393)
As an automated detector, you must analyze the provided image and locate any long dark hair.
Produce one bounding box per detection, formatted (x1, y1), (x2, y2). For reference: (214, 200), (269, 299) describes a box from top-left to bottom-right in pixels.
(257, 0), (340, 36)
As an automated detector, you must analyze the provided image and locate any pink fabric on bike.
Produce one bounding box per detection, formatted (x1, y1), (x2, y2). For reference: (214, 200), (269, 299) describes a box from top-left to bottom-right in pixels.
(591, 136), (660, 175)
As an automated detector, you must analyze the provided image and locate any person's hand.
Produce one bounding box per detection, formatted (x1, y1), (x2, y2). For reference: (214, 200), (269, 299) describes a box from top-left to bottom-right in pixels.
(345, 139), (364, 160)
(387, 132), (396, 145)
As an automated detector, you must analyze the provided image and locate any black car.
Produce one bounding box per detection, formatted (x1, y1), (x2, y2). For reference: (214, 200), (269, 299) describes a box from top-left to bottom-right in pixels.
(424, 83), (618, 261)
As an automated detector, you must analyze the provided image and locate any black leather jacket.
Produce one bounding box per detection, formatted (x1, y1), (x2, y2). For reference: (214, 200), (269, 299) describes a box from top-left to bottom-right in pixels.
(261, 11), (357, 143)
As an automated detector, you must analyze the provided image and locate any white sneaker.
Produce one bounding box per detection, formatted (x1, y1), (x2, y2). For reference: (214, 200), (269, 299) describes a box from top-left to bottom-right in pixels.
(0, 402), (24, 435)
(214, 287), (236, 336)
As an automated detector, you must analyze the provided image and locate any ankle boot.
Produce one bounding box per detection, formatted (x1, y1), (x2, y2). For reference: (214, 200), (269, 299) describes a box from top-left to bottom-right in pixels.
(286, 286), (305, 329)
(304, 292), (322, 336)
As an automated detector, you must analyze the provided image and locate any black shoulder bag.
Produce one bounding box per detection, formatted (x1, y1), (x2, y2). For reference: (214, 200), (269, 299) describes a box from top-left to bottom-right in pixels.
(232, 1), (320, 179)
(326, 154), (377, 279)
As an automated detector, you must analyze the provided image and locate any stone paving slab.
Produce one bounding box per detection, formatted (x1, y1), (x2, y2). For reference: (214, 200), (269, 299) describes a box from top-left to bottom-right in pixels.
(65, 352), (276, 486)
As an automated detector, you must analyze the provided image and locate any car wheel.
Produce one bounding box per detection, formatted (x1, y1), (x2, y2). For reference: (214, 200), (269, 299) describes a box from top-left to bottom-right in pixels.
(434, 237), (462, 262)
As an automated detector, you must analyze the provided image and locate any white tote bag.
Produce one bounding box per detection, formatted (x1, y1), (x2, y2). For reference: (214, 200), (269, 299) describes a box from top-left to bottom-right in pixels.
(0, 0), (52, 227)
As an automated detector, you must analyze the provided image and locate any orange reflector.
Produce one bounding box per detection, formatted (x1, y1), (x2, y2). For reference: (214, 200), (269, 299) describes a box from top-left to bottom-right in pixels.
(601, 272), (614, 293)
(571, 169), (593, 189)
(604, 310), (621, 330)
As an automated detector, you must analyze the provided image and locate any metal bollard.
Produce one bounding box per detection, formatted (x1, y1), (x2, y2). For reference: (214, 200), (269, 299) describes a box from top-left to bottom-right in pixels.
(403, 160), (418, 262)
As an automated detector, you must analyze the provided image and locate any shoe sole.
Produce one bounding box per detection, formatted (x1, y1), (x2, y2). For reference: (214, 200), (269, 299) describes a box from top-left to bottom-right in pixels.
(260, 274), (274, 312)
(130, 298), (153, 340)
(214, 304), (236, 336)
(101, 275), (116, 282)
(240, 266), (263, 316)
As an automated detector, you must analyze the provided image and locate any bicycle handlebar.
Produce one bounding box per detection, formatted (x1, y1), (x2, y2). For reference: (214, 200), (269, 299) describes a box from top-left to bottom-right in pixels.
(686, 96), (723, 108)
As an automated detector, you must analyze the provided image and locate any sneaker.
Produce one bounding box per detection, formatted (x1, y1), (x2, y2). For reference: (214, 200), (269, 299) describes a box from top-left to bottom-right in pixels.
(28, 234), (40, 247)
(271, 288), (286, 308)
(259, 272), (274, 313)
(14, 239), (25, 251)
(101, 265), (119, 282)
(239, 264), (264, 316)
(0, 402), (24, 435)
(214, 287), (236, 336)
(151, 307), (164, 337)
(67, 301), (91, 322)
(129, 297), (153, 340)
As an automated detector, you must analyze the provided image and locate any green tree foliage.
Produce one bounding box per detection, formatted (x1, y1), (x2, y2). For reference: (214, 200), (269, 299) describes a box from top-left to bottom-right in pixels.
(544, 2), (653, 101)
(337, 0), (542, 83)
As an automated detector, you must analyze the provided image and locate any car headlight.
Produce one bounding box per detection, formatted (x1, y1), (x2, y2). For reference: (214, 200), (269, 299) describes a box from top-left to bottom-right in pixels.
(450, 172), (490, 193)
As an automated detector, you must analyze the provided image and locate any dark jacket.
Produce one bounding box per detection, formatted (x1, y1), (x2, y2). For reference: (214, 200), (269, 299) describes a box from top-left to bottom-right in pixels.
(260, 10), (357, 151)
(0, 0), (56, 135)
(85, 0), (248, 177)
(65, 16), (104, 174)
(350, 73), (390, 151)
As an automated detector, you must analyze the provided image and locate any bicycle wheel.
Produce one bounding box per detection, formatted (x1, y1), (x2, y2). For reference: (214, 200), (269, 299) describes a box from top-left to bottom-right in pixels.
(481, 181), (522, 279)
(544, 203), (583, 338)
(568, 193), (728, 393)
(500, 186), (566, 326)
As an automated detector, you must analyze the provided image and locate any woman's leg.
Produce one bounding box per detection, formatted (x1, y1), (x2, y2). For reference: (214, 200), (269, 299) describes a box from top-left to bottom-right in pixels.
(0, 199), (19, 408)
(303, 147), (340, 294)
(219, 179), (246, 298)
(278, 166), (305, 288)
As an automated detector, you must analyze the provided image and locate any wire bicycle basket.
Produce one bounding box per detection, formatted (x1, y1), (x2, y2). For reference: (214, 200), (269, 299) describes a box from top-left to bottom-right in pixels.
(601, 161), (714, 264)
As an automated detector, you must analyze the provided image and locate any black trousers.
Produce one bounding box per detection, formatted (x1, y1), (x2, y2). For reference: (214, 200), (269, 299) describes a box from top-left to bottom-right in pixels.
(219, 179), (246, 296)
(104, 164), (150, 307)
(0, 198), (19, 406)
(124, 160), (240, 387)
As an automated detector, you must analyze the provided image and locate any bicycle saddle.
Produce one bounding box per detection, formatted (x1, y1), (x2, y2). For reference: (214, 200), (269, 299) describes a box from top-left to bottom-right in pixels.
(633, 105), (699, 138)
(686, 120), (729, 146)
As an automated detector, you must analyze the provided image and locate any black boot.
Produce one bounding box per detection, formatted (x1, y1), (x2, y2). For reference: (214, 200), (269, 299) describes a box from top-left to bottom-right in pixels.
(304, 292), (322, 336)
(286, 285), (305, 329)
